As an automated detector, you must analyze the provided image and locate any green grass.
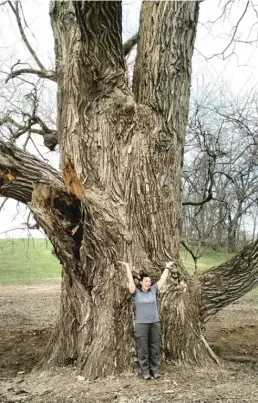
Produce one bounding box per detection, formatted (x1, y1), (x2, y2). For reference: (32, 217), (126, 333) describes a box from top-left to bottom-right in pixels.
(0, 238), (61, 284)
(181, 246), (258, 298)
(181, 246), (234, 274)
(0, 238), (234, 284)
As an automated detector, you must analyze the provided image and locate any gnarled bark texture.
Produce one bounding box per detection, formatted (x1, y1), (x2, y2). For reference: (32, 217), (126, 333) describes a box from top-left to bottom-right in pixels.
(47, 0), (202, 376)
(1, 0), (258, 378)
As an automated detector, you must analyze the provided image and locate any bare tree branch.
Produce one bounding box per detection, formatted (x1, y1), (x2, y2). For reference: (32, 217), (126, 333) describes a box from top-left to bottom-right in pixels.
(4, 1), (56, 84)
(208, 0), (251, 60)
(0, 196), (8, 210)
(182, 190), (213, 207)
(183, 154), (215, 206)
(181, 240), (198, 271)
(5, 67), (56, 83)
(7, 0), (46, 71)
(0, 113), (58, 151)
(123, 32), (138, 57)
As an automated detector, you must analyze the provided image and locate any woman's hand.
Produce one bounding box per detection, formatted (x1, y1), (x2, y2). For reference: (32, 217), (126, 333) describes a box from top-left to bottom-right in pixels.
(165, 261), (174, 269)
(117, 261), (131, 270)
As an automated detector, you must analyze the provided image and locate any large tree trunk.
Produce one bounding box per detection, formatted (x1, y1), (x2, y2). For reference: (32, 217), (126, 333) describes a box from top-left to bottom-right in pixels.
(44, 0), (206, 376)
(2, 0), (258, 379)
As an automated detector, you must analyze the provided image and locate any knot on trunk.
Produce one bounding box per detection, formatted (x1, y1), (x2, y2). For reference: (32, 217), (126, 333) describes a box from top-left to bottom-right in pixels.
(44, 131), (58, 151)
(113, 89), (136, 117)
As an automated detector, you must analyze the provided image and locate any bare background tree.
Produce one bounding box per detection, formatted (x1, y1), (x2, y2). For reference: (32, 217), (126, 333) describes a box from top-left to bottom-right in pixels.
(183, 85), (258, 261)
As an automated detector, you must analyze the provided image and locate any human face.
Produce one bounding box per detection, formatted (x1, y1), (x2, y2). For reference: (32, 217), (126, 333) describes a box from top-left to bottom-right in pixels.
(141, 277), (151, 292)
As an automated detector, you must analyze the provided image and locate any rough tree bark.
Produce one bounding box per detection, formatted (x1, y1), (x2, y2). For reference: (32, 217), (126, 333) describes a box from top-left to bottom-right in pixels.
(1, 0), (258, 378)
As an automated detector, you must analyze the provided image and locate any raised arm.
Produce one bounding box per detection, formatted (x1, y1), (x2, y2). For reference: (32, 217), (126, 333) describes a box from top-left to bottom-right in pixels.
(118, 261), (136, 294)
(157, 261), (174, 290)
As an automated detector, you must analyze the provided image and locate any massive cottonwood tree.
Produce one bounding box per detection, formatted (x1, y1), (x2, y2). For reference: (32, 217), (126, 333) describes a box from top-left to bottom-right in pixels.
(1, 0), (258, 378)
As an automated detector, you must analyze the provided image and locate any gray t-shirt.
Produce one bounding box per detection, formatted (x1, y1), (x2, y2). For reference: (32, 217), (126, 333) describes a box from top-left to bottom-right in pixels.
(132, 284), (160, 324)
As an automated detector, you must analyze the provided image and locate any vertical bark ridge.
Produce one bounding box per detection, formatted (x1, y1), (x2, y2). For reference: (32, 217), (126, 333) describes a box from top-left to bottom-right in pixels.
(74, 1), (124, 70)
(159, 276), (212, 364)
(133, 1), (199, 117)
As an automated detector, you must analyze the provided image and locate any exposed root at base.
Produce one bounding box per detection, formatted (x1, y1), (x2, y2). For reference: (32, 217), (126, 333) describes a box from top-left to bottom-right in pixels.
(200, 335), (220, 364)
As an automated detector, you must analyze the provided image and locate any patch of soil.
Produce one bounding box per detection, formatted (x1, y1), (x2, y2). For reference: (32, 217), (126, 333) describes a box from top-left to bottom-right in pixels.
(0, 284), (59, 377)
(1, 285), (258, 402)
(206, 297), (258, 361)
(0, 328), (51, 377)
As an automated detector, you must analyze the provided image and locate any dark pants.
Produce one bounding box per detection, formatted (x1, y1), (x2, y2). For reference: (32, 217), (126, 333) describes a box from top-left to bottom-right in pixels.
(135, 322), (161, 376)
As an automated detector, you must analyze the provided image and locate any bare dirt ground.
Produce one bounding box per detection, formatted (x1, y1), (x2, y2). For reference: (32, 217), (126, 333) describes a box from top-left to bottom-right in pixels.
(1, 284), (258, 402)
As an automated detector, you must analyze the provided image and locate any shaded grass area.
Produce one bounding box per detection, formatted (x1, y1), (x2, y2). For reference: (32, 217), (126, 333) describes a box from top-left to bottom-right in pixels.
(0, 238), (235, 284)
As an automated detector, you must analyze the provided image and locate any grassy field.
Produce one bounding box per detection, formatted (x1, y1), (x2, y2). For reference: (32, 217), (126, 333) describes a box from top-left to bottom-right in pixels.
(0, 238), (235, 284)
(0, 238), (61, 284)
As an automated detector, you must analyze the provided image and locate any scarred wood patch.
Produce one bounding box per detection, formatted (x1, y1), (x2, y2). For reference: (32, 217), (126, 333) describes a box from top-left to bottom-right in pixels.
(63, 159), (83, 201)
(0, 170), (15, 185)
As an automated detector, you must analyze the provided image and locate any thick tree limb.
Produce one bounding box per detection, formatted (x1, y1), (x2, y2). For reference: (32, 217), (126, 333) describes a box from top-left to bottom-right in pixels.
(200, 240), (258, 321)
(0, 140), (63, 204)
(133, 1), (199, 115)
(0, 139), (83, 269)
(72, 1), (125, 99)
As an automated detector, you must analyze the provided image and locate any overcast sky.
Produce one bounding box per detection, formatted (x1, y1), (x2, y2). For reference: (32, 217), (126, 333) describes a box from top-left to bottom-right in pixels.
(0, 0), (257, 239)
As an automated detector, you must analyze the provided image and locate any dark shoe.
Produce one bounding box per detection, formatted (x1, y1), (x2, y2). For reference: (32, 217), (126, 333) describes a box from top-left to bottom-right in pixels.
(150, 369), (161, 379)
(142, 374), (152, 380)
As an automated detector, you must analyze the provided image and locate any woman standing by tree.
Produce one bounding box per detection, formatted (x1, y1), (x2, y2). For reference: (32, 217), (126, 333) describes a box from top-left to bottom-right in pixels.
(118, 261), (174, 380)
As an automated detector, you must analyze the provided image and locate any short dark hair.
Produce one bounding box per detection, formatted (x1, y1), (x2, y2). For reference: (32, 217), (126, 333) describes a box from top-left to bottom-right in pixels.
(139, 272), (150, 281)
